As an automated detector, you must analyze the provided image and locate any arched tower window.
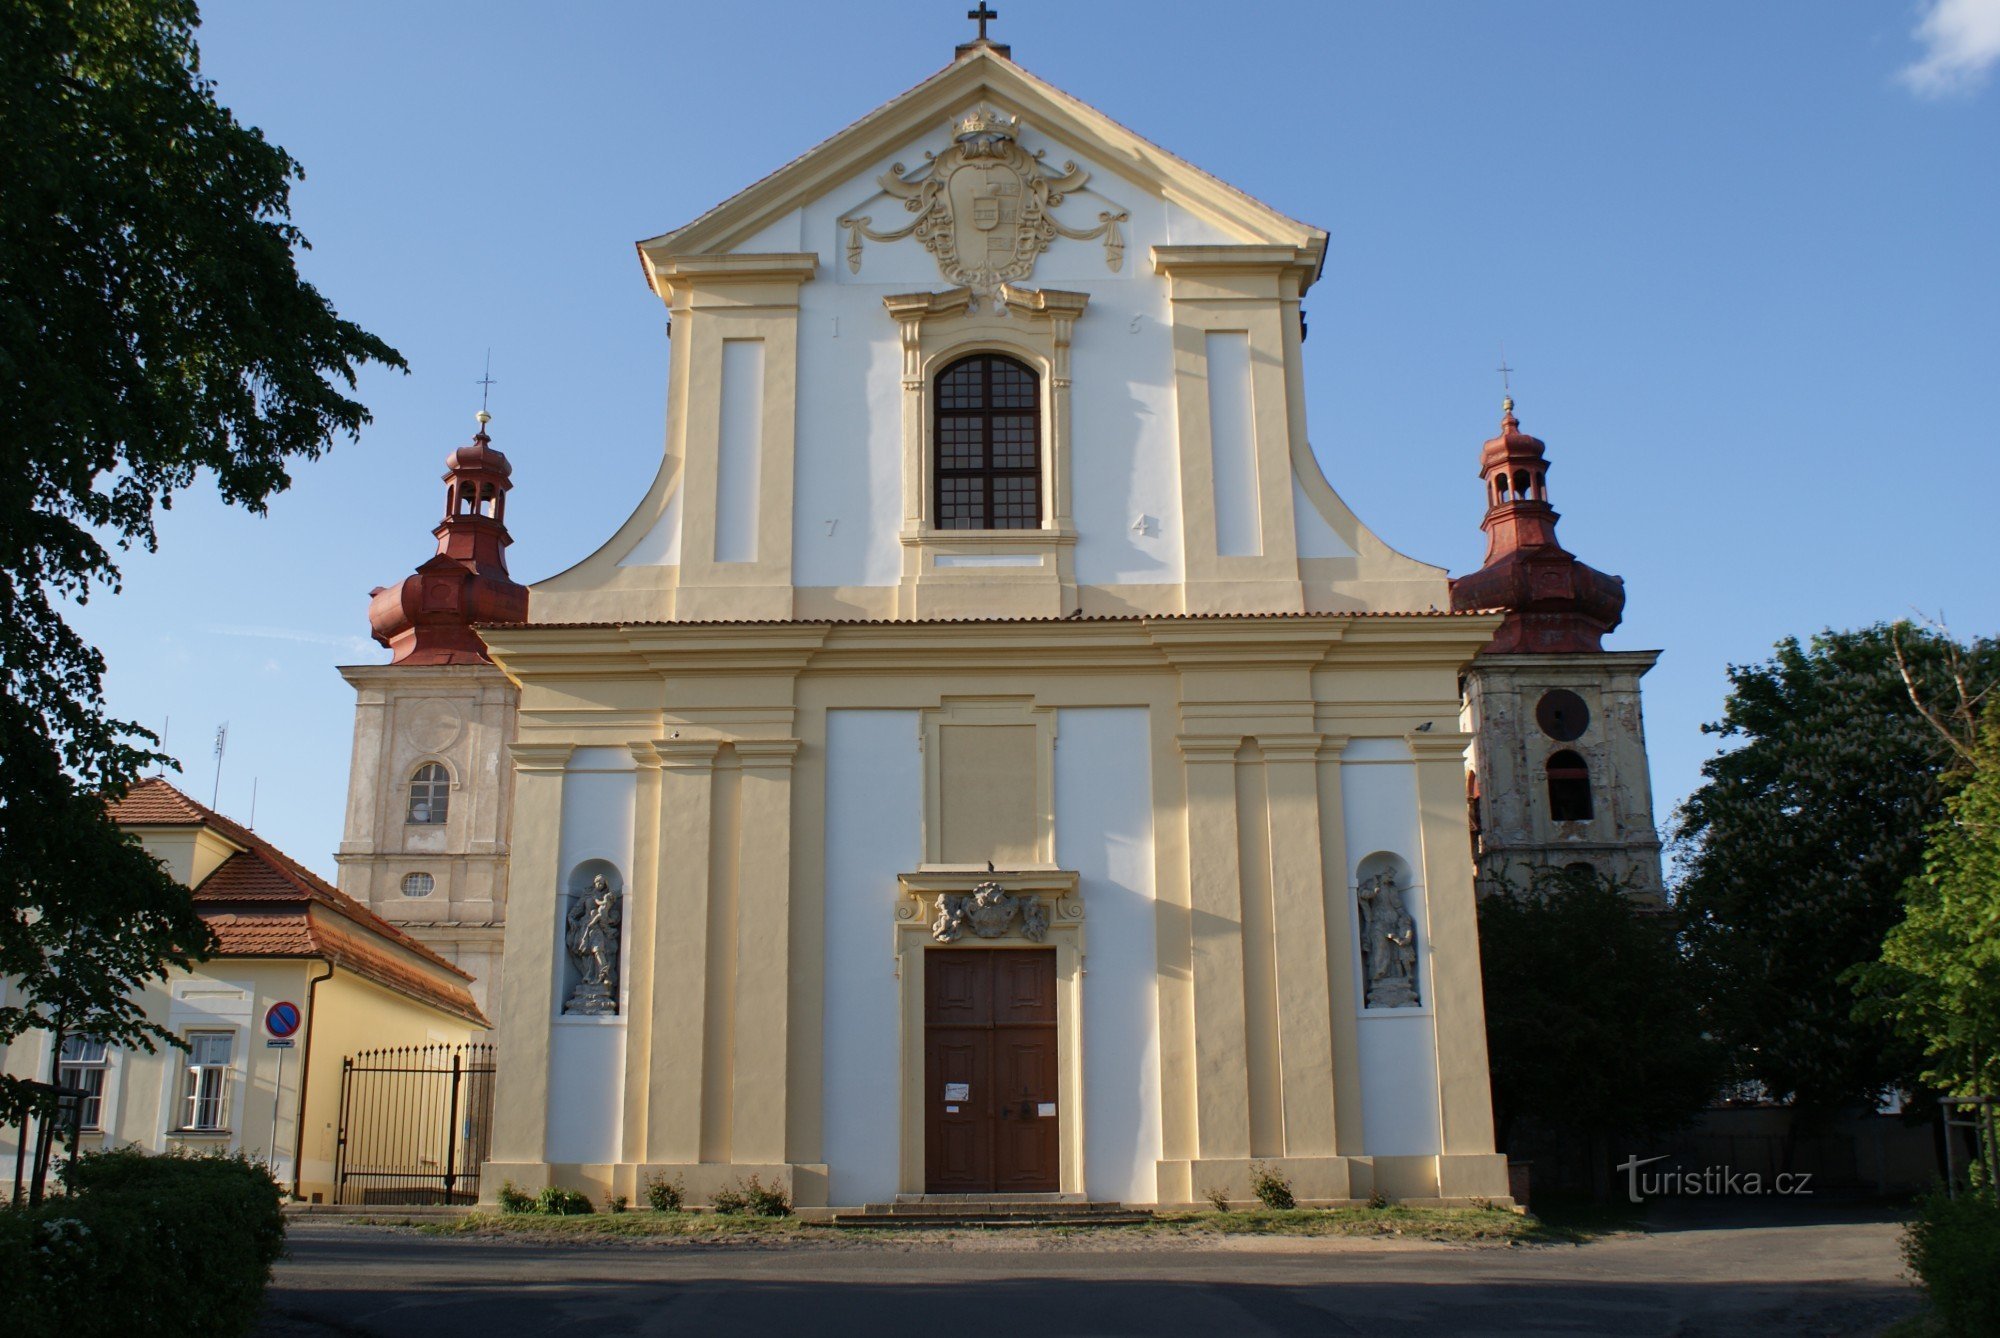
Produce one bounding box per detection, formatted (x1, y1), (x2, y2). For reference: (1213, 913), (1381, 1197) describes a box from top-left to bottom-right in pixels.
(407, 762), (450, 825)
(934, 353), (1041, 530)
(1546, 750), (1593, 822)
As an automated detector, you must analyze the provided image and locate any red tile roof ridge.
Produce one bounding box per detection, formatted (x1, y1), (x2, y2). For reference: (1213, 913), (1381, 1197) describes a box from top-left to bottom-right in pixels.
(108, 778), (473, 984)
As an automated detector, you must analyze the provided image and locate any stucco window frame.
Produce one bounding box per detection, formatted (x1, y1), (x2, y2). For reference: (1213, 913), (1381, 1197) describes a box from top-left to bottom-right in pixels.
(885, 285), (1088, 618)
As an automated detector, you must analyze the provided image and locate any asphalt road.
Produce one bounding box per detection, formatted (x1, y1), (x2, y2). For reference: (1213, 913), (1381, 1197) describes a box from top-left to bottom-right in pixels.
(258, 1204), (1916, 1338)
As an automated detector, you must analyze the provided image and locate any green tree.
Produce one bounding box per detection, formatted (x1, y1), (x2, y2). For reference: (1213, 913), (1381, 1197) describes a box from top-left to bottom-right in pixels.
(1479, 869), (1721, 1178)
(1860, 698), (2000, 1100)
(1673, 624), (2000, 1123)
(0, 0), (403, 1170)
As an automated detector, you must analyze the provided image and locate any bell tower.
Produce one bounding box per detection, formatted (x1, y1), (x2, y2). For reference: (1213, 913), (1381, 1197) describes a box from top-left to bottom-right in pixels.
(1451, 399), (1664, 900)
(334, 411), (527, 1011)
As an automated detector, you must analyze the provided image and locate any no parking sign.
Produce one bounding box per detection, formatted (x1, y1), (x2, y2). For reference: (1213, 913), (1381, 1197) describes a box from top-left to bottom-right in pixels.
(265, 1000), (301, 1046)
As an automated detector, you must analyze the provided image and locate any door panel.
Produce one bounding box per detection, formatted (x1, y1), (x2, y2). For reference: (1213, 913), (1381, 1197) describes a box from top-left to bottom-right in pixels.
(924, 948), (1057, 1194)
(993, 1029), (1059, 1190)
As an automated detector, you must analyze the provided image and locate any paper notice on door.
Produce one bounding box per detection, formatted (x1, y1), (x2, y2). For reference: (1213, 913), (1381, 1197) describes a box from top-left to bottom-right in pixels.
(946, 1105), (960, 1113)
(944, 1082), (970, 1101)
(1037, 1102), (1056, 1117)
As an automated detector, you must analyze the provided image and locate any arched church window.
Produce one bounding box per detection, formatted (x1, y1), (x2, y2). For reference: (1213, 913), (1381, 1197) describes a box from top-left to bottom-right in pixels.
(407, 762), (450, 825)
(1546, 750), (1593, 822)
(934, 353), (1041, 530)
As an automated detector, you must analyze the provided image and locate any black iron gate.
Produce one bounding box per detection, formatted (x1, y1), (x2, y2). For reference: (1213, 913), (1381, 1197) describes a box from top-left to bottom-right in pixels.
(335, 1043), (496, 1205)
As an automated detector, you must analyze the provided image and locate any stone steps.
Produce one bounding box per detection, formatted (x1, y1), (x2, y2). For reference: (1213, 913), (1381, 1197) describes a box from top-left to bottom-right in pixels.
(829, 1198), (1151, 1229)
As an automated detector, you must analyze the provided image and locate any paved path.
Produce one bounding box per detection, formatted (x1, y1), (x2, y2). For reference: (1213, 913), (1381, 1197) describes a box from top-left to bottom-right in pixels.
(259, 1205), (1916, 1338)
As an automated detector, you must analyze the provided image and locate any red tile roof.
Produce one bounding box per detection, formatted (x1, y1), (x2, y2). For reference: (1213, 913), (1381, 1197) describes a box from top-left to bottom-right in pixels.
(108, 778), (488, 1027)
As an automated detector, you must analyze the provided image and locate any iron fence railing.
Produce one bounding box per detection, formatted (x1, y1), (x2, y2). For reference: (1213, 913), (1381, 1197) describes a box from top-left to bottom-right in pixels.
(334, 1043), (496, 1205)
(1940, 1095), (1998, 1199)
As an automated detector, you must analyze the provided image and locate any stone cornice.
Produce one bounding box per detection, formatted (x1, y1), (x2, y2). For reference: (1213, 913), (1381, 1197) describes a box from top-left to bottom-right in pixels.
(509, 742), (576, 773)
(479, 613), (1501, 682)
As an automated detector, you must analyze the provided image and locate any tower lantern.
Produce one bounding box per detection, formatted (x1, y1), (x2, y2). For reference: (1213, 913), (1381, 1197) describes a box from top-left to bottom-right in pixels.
(366, 411), (529, 665)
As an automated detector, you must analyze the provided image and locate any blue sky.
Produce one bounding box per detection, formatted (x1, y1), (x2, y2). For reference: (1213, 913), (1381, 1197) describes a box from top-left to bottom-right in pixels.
(75, 1), (1999, 877)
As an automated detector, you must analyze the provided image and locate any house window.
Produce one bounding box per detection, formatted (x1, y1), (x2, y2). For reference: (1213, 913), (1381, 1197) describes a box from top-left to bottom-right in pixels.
(1547, 750), (1594, 822)
(58, 1036), (108, 1131)
(401, 872), (436, 898)
(934, 353), (1041, 530)
(179, 1031), (234, 1132)
(407, 763), (449, 825)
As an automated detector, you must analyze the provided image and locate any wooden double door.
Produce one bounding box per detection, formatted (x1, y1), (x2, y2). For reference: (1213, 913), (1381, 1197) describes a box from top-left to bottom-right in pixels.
(924, 948), (1059, 1193)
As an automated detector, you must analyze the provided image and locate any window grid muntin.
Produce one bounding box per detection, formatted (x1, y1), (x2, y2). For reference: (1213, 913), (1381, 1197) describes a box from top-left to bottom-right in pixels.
(181, 1030), (233, 1131)
(59, 1035), (108, 1131)
(933, 354), (1042, 531)
(407, 763), (449, 826)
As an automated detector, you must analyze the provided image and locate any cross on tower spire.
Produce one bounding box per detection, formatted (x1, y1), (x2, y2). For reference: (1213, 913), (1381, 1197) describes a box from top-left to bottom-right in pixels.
(475, 351), (497, 428)
(968, 3), (998, 41)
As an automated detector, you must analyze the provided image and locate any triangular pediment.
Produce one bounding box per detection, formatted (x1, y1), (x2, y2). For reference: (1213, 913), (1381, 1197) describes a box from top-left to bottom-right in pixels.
(639, 45), (1324, 281)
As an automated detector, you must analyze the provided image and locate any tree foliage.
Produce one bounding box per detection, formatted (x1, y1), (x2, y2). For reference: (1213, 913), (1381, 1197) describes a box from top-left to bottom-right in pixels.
(1673, 624), (2000, 1120)
(0, 0), (403, 1123)
(1859, 699), (2000, 1098)
(1479, 869), (1721, 1150)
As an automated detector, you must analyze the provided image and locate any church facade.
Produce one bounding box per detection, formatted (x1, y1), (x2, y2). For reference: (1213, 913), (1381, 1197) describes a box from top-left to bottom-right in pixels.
(348, 37), (1525, 1210)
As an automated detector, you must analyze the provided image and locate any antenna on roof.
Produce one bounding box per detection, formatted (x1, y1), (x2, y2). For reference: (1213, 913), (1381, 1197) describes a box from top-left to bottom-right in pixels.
(249, 777), (258, 830)
(159, 714), (170, 774)
(211, 722), (228, 809)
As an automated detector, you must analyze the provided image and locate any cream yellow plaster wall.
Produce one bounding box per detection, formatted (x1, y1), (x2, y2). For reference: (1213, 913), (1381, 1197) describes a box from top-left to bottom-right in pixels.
(480, 613), (1512, 1209)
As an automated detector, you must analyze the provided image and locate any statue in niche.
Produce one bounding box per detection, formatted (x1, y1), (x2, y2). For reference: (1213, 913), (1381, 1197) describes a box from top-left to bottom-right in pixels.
(1357, 872), (1421, 1009)
(563, 874), (622, 1015)
(931, 880), (1049, 943)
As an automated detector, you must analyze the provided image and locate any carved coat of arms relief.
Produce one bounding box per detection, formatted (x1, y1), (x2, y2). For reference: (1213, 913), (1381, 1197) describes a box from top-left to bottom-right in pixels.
(838, 105), (1128, 298)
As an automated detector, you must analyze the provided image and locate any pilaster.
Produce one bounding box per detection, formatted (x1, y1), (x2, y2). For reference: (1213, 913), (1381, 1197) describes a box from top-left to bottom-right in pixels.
(1407, 730), (1499, 1157)
(647, 739), (722, 1163)
(618, 746), (662, 1164)
(1259, 733), (1336, 1157)
(485, 741), (573, 1178)
(729, 738), (802, 1164)
(1177, 734), (1252, 1160)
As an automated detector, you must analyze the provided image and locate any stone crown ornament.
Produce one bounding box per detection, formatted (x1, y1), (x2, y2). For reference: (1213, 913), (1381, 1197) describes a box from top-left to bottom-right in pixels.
(839, 106), (1128, 297)
(930, 880), (1050, 943)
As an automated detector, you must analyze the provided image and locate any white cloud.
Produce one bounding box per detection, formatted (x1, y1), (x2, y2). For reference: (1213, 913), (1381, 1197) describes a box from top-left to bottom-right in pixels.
(1901, 0), (2000, 97)
(205, 624), (378, 656)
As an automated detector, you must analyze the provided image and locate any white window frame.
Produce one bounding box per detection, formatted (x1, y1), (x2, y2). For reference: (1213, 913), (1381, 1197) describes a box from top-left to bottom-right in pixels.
(178, 1030), (235, 1132)
(58, 1035), (109, 1132)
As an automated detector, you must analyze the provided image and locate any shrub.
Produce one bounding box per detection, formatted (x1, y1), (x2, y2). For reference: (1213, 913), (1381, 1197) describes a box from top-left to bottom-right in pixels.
(1904, 1190), (2000, 1336)
(644, 1173), (686, 1213)
(534, 1186), (594, 1216)
(710, 1184), (751, 1214)
(1249, 1162), (1295, 1210)
(741, 1175), (791, 1218)
(497, 1180), (536, 1214)
(1368, 1190), (1389, 1210)
(607, 1195), (630, 1214)
(0, 1148), (283, 1338)
(1204, 1184), (1231, 1212)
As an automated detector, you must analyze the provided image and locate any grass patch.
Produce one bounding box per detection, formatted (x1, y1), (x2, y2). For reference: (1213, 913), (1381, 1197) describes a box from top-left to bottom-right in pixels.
(1140, 1205), (1584, 1244)
(415, 1210), (813, 1241)
(350, 1204), (1592, 1246)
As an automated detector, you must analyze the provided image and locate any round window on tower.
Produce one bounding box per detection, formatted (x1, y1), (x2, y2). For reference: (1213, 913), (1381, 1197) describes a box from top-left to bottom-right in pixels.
(1535, 689), (1591, 742)
(400, 872), (436, 899)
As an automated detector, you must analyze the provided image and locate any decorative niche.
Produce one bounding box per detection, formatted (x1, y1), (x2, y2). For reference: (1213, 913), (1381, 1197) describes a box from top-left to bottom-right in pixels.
(560, 859), (624, 1019)
(1354, 851), (1422, 1011)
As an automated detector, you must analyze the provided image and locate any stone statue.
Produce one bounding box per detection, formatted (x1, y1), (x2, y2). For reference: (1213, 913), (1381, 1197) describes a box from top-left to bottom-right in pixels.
(563, 874), (622, 1015)
(1357, 872), (1420, 1009)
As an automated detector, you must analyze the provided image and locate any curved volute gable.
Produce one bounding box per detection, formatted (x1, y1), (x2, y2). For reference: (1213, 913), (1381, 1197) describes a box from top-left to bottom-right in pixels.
(530, 44), (1446, 624)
